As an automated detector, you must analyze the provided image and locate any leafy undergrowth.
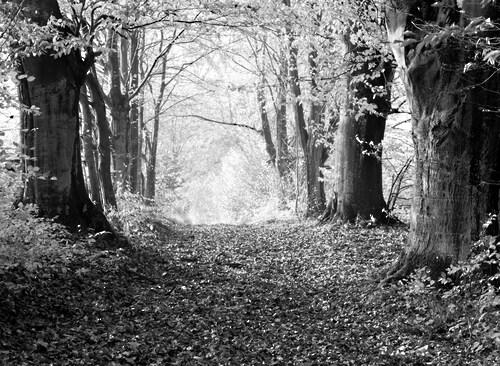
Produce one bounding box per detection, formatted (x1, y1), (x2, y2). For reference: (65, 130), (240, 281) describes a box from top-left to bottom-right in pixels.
(1, 221), (499, 365)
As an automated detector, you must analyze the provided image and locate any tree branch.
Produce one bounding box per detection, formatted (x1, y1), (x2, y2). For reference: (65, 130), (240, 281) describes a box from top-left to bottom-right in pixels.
(127, 28), (186, 102)
(177, 114), (262, 134)
(390, 118), (411, 129)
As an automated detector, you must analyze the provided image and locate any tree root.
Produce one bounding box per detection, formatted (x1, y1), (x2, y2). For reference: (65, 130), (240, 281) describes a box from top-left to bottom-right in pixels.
(317, 194), (337, 225)
(317, 194), (407, 227)
(379, 250), (412, 286)
(379, 249), (452, 287)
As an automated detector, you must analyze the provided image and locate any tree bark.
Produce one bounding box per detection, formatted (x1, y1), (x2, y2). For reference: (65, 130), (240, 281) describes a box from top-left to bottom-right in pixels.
(145, 34), (168, 200)
(80, 84), (102, 209)
(144, 112), (159, 201)
(275, 66), (291, 181)
(144, 102), (160, 201)
(257, 79), (277, 166)
(14, 0), (112, 232)
(255, 36), (292, 202)
(332, 34), (393, 223)
(107, 30), (131, 189)
(86, 68), (117, 209)
(384, 0), (500, 280)
(305, 49), (331, 217)
(129, 30), (141, 193)
(287, 37), (327, 217)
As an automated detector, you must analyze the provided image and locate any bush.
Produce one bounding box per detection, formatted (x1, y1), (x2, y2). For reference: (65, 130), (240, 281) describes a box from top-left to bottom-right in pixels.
(0, 201), (95, 275)
(106, 190), (177, 248)
(398, 248), (500, 360)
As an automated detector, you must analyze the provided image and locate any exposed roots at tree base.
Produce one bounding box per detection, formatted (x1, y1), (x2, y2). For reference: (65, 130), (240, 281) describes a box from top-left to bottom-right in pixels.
(380, 250), (452, 286)
(317, 197), (336, 225)
(379, 251), (414, 285)
(317, 196), (405, 227)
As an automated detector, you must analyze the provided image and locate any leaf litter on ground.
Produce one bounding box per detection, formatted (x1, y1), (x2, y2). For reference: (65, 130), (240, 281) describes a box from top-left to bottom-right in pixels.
(0, 220), (498, 365)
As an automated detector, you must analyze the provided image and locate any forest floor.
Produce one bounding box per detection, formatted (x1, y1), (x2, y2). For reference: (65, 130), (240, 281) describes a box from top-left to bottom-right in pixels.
(1, 220), (499, 365)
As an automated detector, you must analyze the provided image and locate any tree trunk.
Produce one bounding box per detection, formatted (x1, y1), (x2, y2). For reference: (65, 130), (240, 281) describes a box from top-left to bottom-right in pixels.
(144, 121), (158, 201)
(332, 35), (393, 222)
(86, 68), (117, 209)
(15, 0), (112, 233)
(257, 80), (277, 166)
(287, 36), (327, 217)
(288, 42), (308, 157)
(110, 102), (130, 188)
(257, 36), (292, 203)
(129, 30), (141, 193)
(384, 0), (500, 280)
(305, 49), (331, 217)
(305, 132), (329, 216)
(80, 84), (102, 209)
(138, 30), (147, 196)
(145, 86), (161, 201)
(108, 30), (131, 189)
(275, 72), (290, 180)
(145, 35), (168, 200)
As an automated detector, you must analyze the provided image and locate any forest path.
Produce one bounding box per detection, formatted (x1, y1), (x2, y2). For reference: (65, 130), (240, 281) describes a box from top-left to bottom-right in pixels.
(2, 221), (466, 365)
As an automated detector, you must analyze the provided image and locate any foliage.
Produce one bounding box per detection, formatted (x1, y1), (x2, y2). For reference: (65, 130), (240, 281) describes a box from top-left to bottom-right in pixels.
(393, 248), (500, 363)
(216, 150), (293, 223)
(0, 135), (72, 273)
(107, 190), (163, 236)
(0, 201), (95, 277)
(0, 0), (401, 223)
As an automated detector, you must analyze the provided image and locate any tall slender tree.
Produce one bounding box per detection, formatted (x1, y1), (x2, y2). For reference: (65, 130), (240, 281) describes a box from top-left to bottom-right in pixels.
(145, 33), (169, 200)
(244, 35), (294, 202)
(284, 0), (333, 217)
(86, 68), (117, 208)
(107, 28), (132, 189)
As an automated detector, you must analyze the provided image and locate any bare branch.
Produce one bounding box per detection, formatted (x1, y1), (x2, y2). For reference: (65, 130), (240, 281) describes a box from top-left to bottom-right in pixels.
(176, 114), (262, 134)
(127, 28), (185, 101)
(390, 118), (411, 129)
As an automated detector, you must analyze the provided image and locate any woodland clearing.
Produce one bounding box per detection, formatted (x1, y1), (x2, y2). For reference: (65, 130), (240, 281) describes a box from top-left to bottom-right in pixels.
(0, 221), (499, 365)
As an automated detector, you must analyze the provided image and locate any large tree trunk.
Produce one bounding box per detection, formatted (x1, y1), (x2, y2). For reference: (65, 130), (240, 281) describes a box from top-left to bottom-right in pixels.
(384, 0), (500, 280)
(14, 0), (112, 233)
(86, 69), (117, 209)
(332, 35), (393, 222)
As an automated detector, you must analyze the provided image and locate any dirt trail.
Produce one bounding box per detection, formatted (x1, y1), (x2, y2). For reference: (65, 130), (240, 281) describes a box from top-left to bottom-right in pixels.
(1, 222), (483, 365)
